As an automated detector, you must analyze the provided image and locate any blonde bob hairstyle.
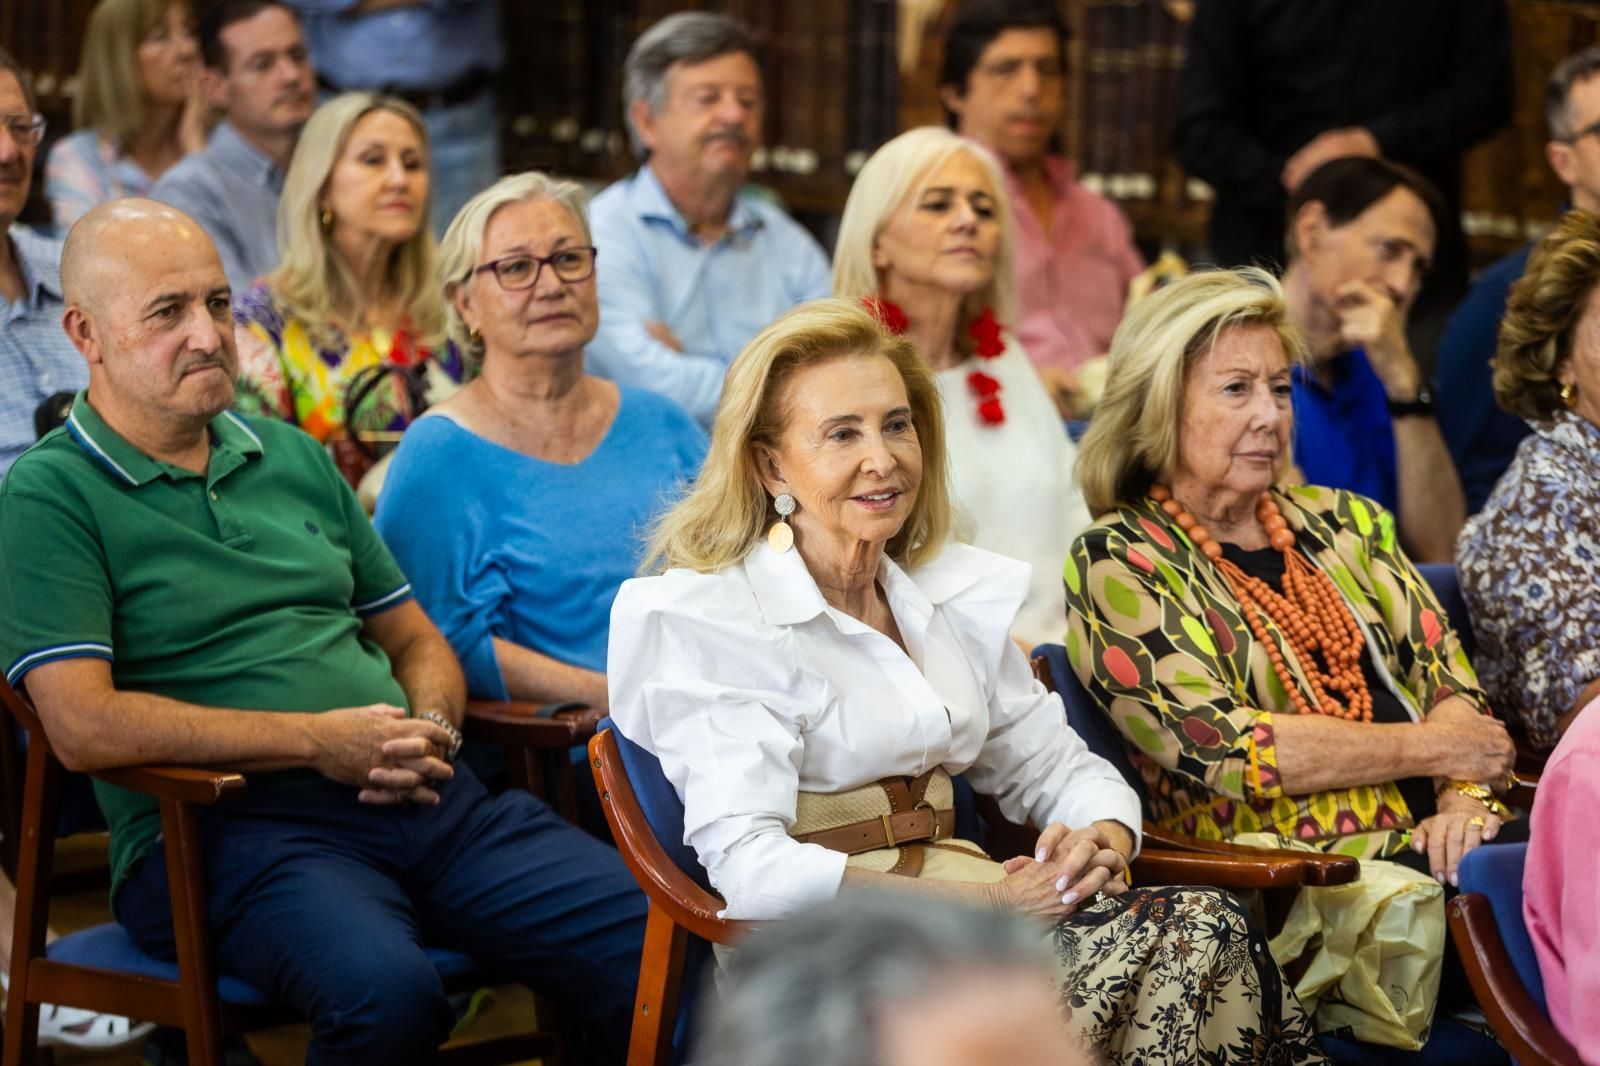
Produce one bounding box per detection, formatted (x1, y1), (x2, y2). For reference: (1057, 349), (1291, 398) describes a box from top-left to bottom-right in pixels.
(1076, 267), (1307, 517)
(643, 297), (954, 574)
(74, 0), (189, 148)
(436, 171), (593, 366)
(269, 93), (444, 346)
(1494, 209), (1600, 423)
(833, 126), (1016, 343)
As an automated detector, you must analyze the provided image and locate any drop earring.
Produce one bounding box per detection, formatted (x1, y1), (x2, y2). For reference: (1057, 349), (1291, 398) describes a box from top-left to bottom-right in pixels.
(1561, 381), (1579, 408)
(767, 493), (796, 553)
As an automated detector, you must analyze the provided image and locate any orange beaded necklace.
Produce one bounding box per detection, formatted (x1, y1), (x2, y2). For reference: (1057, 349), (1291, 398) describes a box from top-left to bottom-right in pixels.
(1149, 485), (1373, 722)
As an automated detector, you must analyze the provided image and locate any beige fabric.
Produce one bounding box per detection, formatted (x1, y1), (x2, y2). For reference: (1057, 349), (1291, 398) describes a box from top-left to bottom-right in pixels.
(1238, 832), (1445, 1050)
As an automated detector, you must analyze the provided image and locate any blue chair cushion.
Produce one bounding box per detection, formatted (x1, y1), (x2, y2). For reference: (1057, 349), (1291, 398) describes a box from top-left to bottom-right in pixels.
(47, 924), (482, 1007)
(1031, 643), (1148, 807)
(1320, 1017), (1509, 1065)
(1456, 841), (1545, 1012)
(599, 717), (711, 891)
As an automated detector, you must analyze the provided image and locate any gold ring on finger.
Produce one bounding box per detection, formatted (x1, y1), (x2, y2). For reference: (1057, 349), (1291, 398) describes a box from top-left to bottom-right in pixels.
(1467, 816), (1486, 830)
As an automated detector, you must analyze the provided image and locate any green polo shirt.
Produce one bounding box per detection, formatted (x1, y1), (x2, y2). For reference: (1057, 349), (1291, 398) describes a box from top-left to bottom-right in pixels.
(0, 392), (413, 899)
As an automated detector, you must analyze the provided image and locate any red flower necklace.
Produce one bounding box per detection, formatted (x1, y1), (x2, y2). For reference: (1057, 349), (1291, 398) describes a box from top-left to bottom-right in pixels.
(862, 297), (1006, 425)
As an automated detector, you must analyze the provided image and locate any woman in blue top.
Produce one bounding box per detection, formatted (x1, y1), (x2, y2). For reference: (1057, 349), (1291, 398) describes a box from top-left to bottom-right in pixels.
(376, 172), (706, 708)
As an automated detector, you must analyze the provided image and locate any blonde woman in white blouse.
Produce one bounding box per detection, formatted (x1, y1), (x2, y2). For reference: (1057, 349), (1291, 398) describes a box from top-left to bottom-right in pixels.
(607, 299), (1326, 1065)
(832, 126), (1092, 648)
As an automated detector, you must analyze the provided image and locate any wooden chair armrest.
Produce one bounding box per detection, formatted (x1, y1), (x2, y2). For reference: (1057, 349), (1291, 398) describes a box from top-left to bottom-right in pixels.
(1139, 824), (1360, 886)
(1133, 846), (1352, 890)
(1448, 894), (1582, 1066)
(91, 765), (247, 805)
(589, 730), (758, 946)
(463, 700), (603, 748)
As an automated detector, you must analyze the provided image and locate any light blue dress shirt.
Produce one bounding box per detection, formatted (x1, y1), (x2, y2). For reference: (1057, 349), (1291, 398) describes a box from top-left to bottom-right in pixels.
(282, 0), (502, 92)
(585, 165), (832, 425)
(0, 227), (87, 477)
(149, 122), (284, 291)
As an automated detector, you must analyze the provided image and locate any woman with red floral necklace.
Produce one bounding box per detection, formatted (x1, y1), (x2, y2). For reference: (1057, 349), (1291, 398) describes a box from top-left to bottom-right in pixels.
(834, 126), (1091, 647)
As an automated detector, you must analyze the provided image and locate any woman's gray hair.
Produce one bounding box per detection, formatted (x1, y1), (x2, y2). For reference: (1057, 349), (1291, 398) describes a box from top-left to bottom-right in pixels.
(695, 892), (1054, 1066)
(622, 11), (762, 160)
(435, 170), (592, 366)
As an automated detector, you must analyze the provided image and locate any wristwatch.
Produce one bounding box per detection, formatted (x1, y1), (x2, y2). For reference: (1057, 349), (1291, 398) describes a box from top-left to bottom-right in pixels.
(1387, 385), (1436, 418)
(418, 710), (464, 763)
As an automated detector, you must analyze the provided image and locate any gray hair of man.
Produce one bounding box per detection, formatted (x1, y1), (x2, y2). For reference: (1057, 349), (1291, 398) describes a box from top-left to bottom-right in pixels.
(694, 892), (1058, 1066)
(1547, 46), (1600, 140)
(621, 11), (762, 161)
(0, 45), (38, 114)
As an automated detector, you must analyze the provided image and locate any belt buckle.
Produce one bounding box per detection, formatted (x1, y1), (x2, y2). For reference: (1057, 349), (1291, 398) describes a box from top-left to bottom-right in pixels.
(914, 799), (939, 841)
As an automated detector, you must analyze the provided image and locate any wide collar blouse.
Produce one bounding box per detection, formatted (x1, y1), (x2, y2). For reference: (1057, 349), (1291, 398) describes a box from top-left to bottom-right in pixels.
(607, 540), (1142, 920)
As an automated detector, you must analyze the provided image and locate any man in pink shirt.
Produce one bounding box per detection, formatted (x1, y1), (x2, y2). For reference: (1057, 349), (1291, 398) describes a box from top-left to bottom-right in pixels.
(1525, 695), (1600, 1061)
(939, 0), (1143, 405)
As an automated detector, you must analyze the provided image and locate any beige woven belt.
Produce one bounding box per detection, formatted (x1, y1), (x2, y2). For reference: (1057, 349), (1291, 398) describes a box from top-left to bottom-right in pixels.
(791, 767), (959, 875)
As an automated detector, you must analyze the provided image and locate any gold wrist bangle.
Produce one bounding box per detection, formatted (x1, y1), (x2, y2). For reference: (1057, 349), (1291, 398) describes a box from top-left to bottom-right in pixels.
(1437, 779), (1512, 819)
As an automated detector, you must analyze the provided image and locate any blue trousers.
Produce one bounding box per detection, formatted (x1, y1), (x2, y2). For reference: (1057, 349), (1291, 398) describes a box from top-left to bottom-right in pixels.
(116, 765), (645, 1065)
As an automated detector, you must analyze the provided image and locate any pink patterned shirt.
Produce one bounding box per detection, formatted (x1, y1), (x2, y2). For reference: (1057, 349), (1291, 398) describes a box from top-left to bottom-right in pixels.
(1525, 696), (1600, 1061)
(1003, 155), (1143, 373)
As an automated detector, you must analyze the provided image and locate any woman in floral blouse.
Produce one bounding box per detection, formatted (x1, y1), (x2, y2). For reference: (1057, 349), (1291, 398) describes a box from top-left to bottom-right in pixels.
(234, 93), (463, 458)
(1457, 210), (1600, 755)
(1065, 268), (1518, 881)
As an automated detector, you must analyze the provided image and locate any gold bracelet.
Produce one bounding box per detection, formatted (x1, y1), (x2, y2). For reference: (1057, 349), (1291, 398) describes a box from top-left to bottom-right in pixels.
(1437, 779), (1513, 819)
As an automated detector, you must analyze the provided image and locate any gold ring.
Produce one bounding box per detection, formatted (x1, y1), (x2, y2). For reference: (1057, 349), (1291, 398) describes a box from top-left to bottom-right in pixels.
(1468, 816), (1486, 830)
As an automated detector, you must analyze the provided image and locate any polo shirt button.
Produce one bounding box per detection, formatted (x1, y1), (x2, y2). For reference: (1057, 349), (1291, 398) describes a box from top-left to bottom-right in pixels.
(210, 490), (219, 501)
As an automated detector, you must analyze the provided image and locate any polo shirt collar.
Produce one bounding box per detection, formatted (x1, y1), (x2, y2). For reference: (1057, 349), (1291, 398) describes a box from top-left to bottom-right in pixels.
(999, 151), (1076, 201)
(208, 120), (282, 190)
(65, 390), (264, 487)
(7, 225), (63, 313)
(631, 164), (763, 243)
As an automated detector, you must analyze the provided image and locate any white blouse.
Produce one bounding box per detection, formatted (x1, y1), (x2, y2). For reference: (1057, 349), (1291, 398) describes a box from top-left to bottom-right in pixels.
(606, 541), (1142, 921)
(935, 334), (1092, 648)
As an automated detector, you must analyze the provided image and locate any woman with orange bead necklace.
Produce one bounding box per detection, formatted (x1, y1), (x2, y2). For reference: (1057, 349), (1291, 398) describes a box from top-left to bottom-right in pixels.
(1063, 270), (1526, 1017)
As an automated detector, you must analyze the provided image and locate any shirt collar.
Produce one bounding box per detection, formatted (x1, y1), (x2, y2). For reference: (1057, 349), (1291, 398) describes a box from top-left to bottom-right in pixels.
(741, 538), (980, 631)
(1000, 152), (1076, 198)
(208, 120), (282, 189)
(6, 225), (63, 311)
(65, 390), (264, 487)
(630, 164), (763, 243)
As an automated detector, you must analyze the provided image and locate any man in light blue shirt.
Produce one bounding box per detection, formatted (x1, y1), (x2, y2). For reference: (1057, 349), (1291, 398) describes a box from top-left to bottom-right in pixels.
(283, 0), (501, 234)
(151, 1), (315, 290)
(587, 13), (831, 425)
(1, 57), (87, 478)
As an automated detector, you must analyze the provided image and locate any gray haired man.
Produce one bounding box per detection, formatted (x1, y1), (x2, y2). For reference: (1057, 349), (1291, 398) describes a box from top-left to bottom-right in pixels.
(584, 12), (830, 426)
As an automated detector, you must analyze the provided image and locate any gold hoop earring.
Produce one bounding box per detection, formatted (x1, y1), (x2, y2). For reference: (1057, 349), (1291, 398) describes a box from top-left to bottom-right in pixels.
(767, 493), (796, 553)
(1561, 381), (1579, 408)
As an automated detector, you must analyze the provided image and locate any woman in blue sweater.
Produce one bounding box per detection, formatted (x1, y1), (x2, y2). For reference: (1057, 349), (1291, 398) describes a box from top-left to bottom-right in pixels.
(376, 172), (705, 709)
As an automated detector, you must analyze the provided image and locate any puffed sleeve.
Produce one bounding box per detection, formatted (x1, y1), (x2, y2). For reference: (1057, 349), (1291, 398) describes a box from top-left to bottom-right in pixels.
(932, 545), (1143, 850)
(606, 569), (846, 920)
(1064, 522), (1287, 804)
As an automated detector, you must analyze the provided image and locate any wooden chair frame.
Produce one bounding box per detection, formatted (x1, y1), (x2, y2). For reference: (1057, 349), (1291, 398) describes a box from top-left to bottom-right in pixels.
(1447, 894), (1581, 1066)
(1, 681), (601, 1066)
(589, 725), (1359, 1066)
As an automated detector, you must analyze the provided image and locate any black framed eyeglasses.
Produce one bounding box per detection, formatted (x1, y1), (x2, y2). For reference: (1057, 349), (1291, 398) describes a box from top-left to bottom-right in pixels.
(1560, 117), (1600, 145)
(0, 113), (47, 148)
(472, 246), (598, 291)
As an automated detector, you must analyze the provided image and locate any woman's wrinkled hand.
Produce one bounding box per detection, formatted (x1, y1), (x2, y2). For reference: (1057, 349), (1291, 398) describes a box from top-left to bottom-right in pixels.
(1411, 789), (1503, 886)
(991, 823), (1127, 921)
(1422, 702), (1516, 783)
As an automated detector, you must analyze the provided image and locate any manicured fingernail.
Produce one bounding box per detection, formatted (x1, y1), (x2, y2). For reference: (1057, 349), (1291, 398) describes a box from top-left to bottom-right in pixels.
(1450, 872), (1459, 887)
(1035, 848), (1047, 863)
(1063, 891), (1079, 905)
(1055, 875), (1069, 891)
(1436, 873), (1446, 883)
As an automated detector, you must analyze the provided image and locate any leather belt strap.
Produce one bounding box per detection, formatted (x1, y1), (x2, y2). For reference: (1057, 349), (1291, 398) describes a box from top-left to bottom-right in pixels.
(794, 769), (955, 856)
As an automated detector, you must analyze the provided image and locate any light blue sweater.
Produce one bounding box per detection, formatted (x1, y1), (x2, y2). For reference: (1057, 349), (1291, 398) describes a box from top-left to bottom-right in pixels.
(375, 386), (706, 699)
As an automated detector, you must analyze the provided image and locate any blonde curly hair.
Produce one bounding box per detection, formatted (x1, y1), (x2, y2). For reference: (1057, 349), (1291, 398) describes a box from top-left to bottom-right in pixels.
(1494, 210), (1600, 423)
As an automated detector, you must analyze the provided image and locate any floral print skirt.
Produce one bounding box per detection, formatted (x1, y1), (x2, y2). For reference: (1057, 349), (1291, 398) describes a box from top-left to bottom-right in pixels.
(1050, 886), (1328, 1065)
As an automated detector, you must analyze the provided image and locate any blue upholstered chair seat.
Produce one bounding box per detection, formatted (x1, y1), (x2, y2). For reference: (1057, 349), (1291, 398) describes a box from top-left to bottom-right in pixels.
(46, 924), (483, 1008)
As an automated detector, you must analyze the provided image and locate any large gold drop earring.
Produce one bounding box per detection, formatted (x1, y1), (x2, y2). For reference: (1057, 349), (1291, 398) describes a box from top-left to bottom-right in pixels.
(767, 493), (796, 553)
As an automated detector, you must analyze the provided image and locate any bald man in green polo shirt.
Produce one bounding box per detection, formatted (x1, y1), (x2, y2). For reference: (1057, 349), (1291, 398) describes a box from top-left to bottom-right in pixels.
(0, 200), (645, 1065)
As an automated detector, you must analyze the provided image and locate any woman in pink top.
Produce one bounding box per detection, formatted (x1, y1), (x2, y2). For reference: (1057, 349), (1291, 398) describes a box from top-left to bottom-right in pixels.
(1525, 695), (1600, 1062)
